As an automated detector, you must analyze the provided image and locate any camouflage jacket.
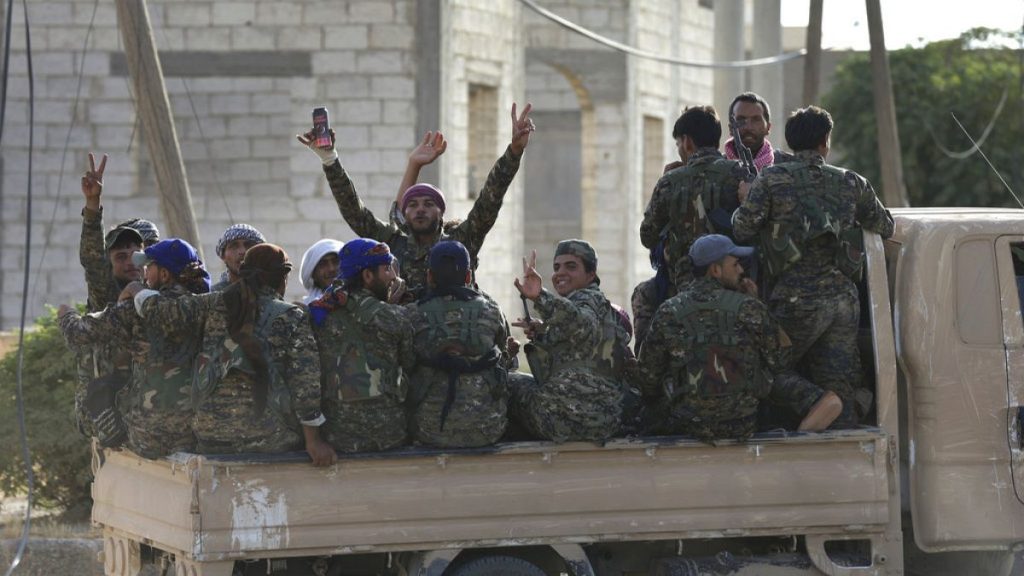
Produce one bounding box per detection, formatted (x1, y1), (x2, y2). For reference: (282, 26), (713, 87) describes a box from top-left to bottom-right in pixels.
(732, 150), (895, 302)
(639, 148), (747, 285)
(637, 276), (790, 421)
(311, 288), (416, 405)
(324, 146), (522, 295)
(405, 287), (511, 446)
(630, 275), (676, 355)
(529, 283), (620, 377)
(60, 283), (198, 456)
(73, 206), (130, 437)
(80, 206), (122, 311)
(137, 286), (323, 430)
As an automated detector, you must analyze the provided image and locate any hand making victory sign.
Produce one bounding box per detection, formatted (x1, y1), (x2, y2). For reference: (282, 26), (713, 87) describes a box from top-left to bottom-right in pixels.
(81, 152), (108, 212)
(509, 102), (535, 157)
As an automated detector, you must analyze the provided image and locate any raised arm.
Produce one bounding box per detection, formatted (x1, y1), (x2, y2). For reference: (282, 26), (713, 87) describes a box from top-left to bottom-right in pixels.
(391, 131), (448, 226)
(79, 153), (117, 311)
(453, 103), (533, 255)
(57, 301), (134, 352)
(297, 127), (397, 241)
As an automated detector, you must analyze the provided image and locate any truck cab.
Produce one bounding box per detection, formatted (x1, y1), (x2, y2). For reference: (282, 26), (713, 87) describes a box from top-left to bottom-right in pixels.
(92, 208), (1024, 576)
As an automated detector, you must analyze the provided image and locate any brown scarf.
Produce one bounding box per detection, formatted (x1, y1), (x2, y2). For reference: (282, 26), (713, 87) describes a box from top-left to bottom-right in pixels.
(222, 243), (292, 415)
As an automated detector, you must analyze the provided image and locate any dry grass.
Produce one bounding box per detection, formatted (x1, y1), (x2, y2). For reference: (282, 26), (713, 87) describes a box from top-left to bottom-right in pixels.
(0, 496), (99, 539)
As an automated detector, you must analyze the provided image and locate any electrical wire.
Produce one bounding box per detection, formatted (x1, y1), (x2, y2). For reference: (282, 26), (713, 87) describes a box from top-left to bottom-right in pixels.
(949, 112), (1023, 209)
(151, 24), (234, 223)
(29, 0), (100, 300)
(519, 0), (807, 69)
(1, 0), (36, 573)
(926, 88), (1008, 160)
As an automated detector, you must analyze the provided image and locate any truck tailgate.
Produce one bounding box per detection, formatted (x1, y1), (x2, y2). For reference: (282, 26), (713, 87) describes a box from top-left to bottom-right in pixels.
(92, 429), (890, 562)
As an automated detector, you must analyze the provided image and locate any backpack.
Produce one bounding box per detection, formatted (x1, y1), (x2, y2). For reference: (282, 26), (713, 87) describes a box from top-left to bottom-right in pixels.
(666, 290), (767, 417)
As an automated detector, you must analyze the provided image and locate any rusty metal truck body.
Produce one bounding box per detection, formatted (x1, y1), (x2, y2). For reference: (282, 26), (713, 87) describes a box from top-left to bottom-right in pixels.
(92, 209), (1024, 576)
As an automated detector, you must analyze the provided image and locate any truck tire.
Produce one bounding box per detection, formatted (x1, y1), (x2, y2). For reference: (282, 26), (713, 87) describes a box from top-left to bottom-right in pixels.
(449, 555), (547, 576)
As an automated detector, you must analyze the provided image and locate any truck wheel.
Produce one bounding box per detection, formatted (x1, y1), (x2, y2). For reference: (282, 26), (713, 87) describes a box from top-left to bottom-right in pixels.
(449, 555), (547, 576)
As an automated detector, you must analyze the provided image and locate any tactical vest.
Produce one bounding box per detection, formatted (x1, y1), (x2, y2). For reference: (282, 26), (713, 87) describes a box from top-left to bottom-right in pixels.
(662, 159), (741, 248)
(760, 162), (866, 281)
(322, 295), (406, 404)
(666, 290), (766, 419)
(547, 294), (628, 379)
(193, 298), (296, 422)
(412, 293), (506, 426)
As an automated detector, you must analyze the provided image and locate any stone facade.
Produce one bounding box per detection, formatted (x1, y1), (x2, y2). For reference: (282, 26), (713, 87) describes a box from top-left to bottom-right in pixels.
(0, 0), (714, 331)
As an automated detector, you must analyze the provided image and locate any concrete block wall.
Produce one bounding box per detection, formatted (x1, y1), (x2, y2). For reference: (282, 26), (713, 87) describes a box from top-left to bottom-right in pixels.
(441, 0), (523, 319)
(631, 0), (714, 281)
(0, 0), (419, 327)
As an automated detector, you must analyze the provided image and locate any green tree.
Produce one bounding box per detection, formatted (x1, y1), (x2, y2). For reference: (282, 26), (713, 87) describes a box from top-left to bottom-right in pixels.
(0, 307), (92, 519)
(822, 28), (1023, 207)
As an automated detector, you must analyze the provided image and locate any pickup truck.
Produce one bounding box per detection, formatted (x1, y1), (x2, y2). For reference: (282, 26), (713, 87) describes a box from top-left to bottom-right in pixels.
(91, 208), (1024, 576)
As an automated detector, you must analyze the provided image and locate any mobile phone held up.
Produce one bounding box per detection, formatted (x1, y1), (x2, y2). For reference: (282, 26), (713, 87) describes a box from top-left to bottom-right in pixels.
(312, 107), (332, 149)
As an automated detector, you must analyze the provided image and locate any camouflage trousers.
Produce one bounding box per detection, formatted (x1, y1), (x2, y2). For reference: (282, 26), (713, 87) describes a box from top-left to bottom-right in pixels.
(770, 287), (868, 424)
(193, 374), (303, 454)
(124, 407), (196, 459)
(507, 369), (624, 443)
(408, 370), (508, 449)
(323, 395), (407, 453)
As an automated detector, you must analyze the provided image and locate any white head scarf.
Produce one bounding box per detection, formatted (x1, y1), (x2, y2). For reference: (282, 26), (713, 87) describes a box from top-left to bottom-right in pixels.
(299, 238), (343, 304)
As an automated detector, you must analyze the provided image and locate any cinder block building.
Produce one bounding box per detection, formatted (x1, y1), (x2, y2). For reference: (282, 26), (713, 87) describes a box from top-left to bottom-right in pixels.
(0, 0), (733, 332)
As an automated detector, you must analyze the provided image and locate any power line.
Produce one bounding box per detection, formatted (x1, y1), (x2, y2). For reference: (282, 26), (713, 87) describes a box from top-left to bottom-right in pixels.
(0, 0), (37, 573)
(519, 0), (807, 69)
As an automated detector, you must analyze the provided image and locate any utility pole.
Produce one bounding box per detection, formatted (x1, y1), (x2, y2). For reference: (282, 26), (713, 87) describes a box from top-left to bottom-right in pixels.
(802, 0), (823, 106)
(865, 0), (910, 207)
(114, 0), (203, 251)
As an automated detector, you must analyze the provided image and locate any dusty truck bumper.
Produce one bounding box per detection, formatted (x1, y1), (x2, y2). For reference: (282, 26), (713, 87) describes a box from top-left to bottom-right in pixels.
(92, 429), (892, 570)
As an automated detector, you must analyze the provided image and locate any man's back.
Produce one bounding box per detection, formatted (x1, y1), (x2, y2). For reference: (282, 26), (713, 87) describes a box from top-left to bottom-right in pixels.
(640, 149), (745, 285)
(313, 288), (414, 452)
(733, 152), (894, 301)
(407, 288), (510, 447)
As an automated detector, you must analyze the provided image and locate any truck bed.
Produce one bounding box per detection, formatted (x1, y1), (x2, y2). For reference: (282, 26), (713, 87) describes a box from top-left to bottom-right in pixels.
(92, 428), (891, 563)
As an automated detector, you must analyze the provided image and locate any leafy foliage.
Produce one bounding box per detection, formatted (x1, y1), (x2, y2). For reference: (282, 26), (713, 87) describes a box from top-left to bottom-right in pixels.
(822, 28), (1024, 207)
(0, 307), (92, 519)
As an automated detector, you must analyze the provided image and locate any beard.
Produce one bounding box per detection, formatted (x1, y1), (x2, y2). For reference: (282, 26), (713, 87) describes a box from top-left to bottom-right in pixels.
(367, 277), (391, 301)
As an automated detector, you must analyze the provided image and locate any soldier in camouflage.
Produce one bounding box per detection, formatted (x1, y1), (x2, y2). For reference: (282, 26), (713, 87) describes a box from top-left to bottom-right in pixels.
(732, 106), (894, 424)
(640, 106), (749, 288)
(298, 103), (535, 297)
(631, 241), (676, 356)
(59, 238), (211, 457)
(76, 152), (160, 442)
(308, 238), (415, 453)
(210, 223), (266, 291)
(406, 241), (513, 448)
(508, 240), (628, 442)
(724, 92), (796, 170)
(638, 235), (843, 442)
(132, 244), (335, 466)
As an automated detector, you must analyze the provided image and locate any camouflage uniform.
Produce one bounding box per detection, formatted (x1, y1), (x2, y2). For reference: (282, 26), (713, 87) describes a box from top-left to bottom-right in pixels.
(324, 147), (521, 295)
(312, 288), (415, 453)
(138, 287), (322, 454)
(406, 288), (512, 448)
(509, 284), (626, 442)
(60, 283), (198, 458)
(639, 148), (747, 287)
(638, 276), (824, 441)
(75, 206), (132, 438)
(630, 275), (676, 355)
(732, 150), (894, 421)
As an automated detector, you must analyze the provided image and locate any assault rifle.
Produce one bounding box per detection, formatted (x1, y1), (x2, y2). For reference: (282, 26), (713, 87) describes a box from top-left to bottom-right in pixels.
(729, 114), (758, 183)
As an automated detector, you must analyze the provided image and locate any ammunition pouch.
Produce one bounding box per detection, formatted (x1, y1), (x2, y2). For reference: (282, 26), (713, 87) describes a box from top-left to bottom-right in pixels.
(85, 374), (128, 449)
(836, 228), (866, 281)
(760, 224), (802, 282)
